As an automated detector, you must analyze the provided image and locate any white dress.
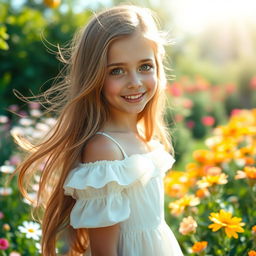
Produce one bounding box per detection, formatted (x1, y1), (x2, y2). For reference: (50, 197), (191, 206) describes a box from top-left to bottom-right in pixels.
(63, 132), (183, 256)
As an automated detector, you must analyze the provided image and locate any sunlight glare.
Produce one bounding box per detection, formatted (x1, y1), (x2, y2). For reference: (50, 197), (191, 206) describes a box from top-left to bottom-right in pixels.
(173, 0), (256, 34)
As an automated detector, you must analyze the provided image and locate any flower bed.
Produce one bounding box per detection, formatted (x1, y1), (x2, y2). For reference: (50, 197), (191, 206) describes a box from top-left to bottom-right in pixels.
(165, 109), (256, 255)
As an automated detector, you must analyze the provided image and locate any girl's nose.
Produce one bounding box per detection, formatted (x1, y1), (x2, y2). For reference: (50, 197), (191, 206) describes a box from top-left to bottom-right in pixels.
(127, 73), (142, 89)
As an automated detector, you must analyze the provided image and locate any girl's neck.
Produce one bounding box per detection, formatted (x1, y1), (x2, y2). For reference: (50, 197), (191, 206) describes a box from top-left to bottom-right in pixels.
(103, 113), (139, 134)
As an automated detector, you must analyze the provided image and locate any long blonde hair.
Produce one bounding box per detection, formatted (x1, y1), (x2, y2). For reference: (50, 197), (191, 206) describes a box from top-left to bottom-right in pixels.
(14, 5), (171, 255)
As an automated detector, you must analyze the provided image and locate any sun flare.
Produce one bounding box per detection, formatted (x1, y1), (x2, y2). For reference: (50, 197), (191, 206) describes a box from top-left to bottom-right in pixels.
(171, 0), (256, 34)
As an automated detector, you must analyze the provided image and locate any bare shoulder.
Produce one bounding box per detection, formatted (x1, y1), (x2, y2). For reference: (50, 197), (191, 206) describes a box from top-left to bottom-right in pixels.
(82, 134), (124, 163)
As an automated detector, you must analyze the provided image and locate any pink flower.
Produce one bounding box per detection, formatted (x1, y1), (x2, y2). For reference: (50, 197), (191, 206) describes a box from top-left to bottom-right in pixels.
(186, 120), (195, 129)
(0, 238), (9, 250)
(235, 170), (247, 180)
(202, 116), (215, 126)
(179, 216), (197, 235)
(225, 83), (237, 94)
(175, 114), (184, 123)
(8, 104), (19, 112)
(231, 109), (242, 116)
(9, 155), (21, 166)
(10, 252), (21, 256)
(250, 76), (256, 90)
(182, 98), (193, 109)
(0, 212), (4, 219)
(29, 102), (41, 109)
(169, 83), (183, 97)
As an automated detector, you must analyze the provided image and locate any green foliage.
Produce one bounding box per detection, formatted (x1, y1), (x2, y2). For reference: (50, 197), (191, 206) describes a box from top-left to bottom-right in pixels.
(0, 2), (92, 114)
(0, 25), (9, 50)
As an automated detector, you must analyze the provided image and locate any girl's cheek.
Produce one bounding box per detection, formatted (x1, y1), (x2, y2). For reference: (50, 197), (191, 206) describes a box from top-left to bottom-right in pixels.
(103, 78), (123, 95)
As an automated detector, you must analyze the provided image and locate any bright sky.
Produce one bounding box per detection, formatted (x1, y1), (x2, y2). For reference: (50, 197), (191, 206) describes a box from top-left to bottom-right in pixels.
(11, 0), (256, 34)
(168, 0), (256, 34)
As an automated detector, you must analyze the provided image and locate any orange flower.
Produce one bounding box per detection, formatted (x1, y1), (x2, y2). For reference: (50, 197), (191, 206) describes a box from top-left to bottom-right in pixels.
(248, 250), (256, 256)
(197, 173), (228, 189)
(252, 225), (256, 233)
(179, 216), (197, 235)
(44, 0), (61, 8)
(206, 166), (222, 175)
(192, 241), (208, 253)
(208, 209), (245, 238)
(186, 162), (205, 177)
(235, 166), (256, 180)
(169, 194), (200, 216)
(196, 188), (210, 199)
(245, 166), (256, 179)
(193, 150), (215, 165)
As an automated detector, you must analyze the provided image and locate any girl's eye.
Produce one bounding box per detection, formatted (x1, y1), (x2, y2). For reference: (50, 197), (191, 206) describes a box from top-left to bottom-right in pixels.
(139, 64), (154, 72)
(109, 68), (124, 76)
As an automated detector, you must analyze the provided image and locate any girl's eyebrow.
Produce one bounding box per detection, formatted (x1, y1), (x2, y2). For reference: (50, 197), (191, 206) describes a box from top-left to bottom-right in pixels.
(107, 58), (154, 67)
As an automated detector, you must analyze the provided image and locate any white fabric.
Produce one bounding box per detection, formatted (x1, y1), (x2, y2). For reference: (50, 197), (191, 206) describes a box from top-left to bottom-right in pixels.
(64, 141), (183, 256)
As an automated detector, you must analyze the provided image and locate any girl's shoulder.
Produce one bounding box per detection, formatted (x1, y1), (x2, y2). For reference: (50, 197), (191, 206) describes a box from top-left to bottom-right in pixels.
(81, 133), (124, 164)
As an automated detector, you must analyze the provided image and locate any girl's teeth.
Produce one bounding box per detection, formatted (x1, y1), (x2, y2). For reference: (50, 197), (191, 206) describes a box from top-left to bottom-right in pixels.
(124, 94), (143, 100)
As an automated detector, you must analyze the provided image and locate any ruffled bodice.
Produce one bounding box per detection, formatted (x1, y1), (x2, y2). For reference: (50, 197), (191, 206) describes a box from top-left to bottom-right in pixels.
(64, 142), (183, 256)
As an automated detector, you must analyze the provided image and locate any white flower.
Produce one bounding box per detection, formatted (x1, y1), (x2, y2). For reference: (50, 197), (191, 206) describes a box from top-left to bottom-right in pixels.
(10, 126), (25, 137)
(23, 192), (38, 206)
(35, 242), (42, 253)
(35, 122), (50, 132)
(43, 117), (56, 127)
(18, 221), (42, 240)
(0, 115), (9, 123)
(0, 187), (13, 196)
(0, 165), (15, 174)
(30, 109), (42, 117)
(19, 118), (34, 126)
(35, 242), (58, 253)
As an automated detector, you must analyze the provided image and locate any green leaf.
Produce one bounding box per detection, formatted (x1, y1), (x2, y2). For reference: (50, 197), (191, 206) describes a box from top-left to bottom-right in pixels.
(0, 38), (9, 50)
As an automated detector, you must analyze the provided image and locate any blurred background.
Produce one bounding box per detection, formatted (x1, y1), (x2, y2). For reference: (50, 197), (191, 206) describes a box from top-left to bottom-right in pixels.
(0, 0), (256, 165)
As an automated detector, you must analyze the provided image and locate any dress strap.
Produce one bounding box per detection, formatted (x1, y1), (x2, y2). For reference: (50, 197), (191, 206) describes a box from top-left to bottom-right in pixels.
(96, 132), (128, 158)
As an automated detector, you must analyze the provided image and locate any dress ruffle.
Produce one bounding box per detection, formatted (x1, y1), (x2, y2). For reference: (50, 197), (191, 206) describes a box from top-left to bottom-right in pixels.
(63, 146), (175, 228)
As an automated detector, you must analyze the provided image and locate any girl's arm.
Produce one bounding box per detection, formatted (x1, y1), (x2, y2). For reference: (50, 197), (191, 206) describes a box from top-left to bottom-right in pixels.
(82, 134), (124, 255)
(88, 225), (120, 256)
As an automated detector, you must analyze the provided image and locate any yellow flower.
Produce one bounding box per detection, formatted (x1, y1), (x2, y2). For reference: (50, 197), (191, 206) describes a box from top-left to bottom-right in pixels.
(197, 173), (228, 189)
(164, 170), (196, 198)
(192, 241), (208, 253)
(208, 209), (245, 238)
(169, 194), (200, 216)
(248, 250), (256, 256)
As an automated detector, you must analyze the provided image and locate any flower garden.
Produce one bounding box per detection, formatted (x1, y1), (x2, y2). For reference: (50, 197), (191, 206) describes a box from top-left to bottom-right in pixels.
(1, 0), (256, 255)
(164, 108), (256, 255)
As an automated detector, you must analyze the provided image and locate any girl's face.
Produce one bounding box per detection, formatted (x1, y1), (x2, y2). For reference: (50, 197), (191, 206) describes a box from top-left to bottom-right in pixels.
(103, 33), (157, 119)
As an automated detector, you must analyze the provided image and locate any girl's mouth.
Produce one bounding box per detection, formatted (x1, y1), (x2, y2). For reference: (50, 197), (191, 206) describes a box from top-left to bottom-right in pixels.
(121, 92), (146, 102)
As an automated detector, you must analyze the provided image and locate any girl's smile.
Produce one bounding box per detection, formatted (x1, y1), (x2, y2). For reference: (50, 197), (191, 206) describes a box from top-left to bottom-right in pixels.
(103, 32), (157, 118)
(121, 92), (146, 102)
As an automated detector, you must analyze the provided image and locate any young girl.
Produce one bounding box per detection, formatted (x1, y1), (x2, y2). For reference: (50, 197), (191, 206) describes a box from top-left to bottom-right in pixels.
(14, 5), (183, 256)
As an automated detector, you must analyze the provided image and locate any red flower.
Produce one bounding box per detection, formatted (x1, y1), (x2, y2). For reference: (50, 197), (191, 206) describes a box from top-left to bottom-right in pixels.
(202, 116), (215, 126)
(0, 238), (9, 250)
